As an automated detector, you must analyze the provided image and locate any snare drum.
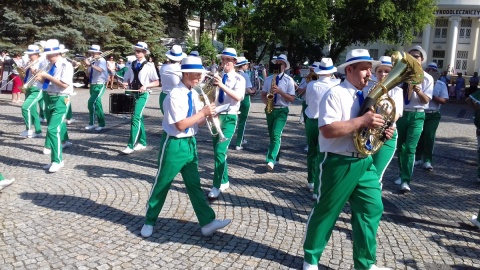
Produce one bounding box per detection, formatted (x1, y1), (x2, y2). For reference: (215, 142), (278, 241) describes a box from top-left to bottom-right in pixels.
(110, 93), (135, 114)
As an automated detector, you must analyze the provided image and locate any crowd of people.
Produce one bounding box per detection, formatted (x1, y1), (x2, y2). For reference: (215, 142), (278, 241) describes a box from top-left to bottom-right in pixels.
(2, 40), (480, 270)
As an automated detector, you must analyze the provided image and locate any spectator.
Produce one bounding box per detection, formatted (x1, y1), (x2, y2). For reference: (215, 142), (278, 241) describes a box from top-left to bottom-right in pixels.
(10, 69), (23, 103)
(107, 56), (116, 89)
(116, 58), (125, 70)
(469, 72), (479, 96)
(439, 70), (450, 85)
(454, 72), (466, 100)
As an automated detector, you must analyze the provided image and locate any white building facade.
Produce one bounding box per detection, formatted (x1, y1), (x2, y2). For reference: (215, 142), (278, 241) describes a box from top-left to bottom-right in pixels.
(345, 0), (480, 75)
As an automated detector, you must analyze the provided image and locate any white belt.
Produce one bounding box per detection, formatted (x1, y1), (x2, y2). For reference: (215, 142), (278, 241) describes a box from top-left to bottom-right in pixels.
(404, 108), (424, 112)
(218, 112), (239, 115)
(48, 92), (69, 96)
(424, 110), (439, 113)
(273, 105), (287, 109)
(330, 152), (367, 159)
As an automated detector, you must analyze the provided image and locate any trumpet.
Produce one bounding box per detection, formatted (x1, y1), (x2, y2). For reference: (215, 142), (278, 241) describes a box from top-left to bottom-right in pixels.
(21, 64), (50, 92)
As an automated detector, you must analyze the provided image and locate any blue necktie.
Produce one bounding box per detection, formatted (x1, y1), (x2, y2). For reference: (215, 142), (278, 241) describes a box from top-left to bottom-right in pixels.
(218, 74), (228, 103)
(42, 64), (56, 90)
(356, 90), (364, 106)
(274, 75), (280, 104)
(136, 62), (141, 71)
(24, 69), (30, 83)
(89, 66), (93, 83)
(185, 91), (193, 133)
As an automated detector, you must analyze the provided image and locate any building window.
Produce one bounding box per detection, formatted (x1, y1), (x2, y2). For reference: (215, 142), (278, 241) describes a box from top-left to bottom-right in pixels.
(455, 50), (468, 73)
(459, 19), (472, 43)
(434, 18), (448, 43)
(432, 50), (445, 69)
(369, 49), (378, 60)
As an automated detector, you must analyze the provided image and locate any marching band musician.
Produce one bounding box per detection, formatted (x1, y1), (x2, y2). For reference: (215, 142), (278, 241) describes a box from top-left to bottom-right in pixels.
(159, 45), (186, 114)
(394, 45), (433, 192)
(233, 56), (256, 151)
(140, 56), (231, 238)
(303, 49), (391, 270)
(207, 48), (246, 199)
(121, 42), (159, 155)
(84, 45), (108, 131)
(366, 56), (404, 187)
(261, 54), (296, 171)
(35, 39), (73, 173)
(19, 44), (45, 138)
(304, 58), (340, 199)
(414, 62), (449, 172)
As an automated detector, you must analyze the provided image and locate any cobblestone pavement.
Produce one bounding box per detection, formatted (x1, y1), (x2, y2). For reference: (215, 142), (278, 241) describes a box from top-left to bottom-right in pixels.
(1, 88), (480, 270)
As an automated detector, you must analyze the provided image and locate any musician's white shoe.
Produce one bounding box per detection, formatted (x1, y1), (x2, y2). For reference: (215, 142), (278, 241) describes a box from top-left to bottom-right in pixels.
(122, 147), (134, 155)
(235, 146), (243, 150)
(43, 148), (51, 155)
(201, 219), (231, 236)
(208, 187), (221, 199)
(304, 145), (309, 152)
(0, 178), (15, 190)
(414, 160), (423, 167)
(394, 177), (402, 185)
(48, 161), (64, 173)
(220, 182), (229, 192)
(354, 265), (391, 270)
(62, 141), (73, 149)
(423, 162), (433, 171)
(471, 215), (480, 229)
(66, 118), (76, 125)
(41, 118), (47, 123)
(85, 125), (96, 130)
(242, 139), (247, 145)
(302, 261), (318, 270)
(95, 126), (105, 131)
(307, 183), (314, 190)
(400, 182), (411, 192)
(140, 224), (154, 237)
(29, 132), (41, 138)
(20, 130), (33, 137)
(133, 144), (146, 151)
(266, 162), (274, 171)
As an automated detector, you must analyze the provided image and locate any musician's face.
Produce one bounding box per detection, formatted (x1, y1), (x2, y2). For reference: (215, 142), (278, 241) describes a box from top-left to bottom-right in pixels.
(46, 53), (60, 63)
(346, 62), (372, 89)
(184, 72), (203, 87)
(409, 50), (423, 65)
(221, 56), (236, 71)
(29, 54), (39, 61)
(375, 65), (392, 81)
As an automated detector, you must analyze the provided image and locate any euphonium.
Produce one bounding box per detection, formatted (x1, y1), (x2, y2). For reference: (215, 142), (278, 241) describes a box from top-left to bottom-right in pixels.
(194, 68), (228, 143)
(353, 51), (424, 155)
(266, 65), (280, 114)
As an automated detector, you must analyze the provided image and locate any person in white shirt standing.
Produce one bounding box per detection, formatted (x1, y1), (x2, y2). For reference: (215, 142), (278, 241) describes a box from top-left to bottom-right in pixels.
(414, 62), (448, 171)
(121, 42), (159, 155)
(261, 54), (296, 171)
(304, 58), (340, 199)
(207, 48), (246, 199)
(159, 45), (186, 114)
(84, 45), (108, 131)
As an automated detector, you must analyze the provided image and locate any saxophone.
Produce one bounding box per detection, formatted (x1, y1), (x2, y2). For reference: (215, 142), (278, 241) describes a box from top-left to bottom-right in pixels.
(266, 65), (280, 114)
(353, 51), (424, 155)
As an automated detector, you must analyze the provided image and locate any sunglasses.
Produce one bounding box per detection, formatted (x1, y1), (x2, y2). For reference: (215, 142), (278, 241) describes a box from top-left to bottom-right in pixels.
(410, 54), (422, 59)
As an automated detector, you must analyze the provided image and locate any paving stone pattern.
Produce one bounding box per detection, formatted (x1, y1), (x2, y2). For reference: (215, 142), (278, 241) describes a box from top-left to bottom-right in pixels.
(0, 88), (480, 269)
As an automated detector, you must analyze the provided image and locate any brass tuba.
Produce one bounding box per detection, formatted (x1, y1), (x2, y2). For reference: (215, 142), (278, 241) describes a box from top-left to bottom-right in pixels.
(194, 67), (228, 143)
(266, 64), (281, 114)
(353, 51), (424, 155)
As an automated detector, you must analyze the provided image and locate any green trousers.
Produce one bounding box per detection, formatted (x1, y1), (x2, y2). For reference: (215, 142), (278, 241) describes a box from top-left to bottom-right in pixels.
(235, 95), (251, 147)
(305, 117), (320, 185)
(212, 114), (237, 188)
(266, 107), (289, 163)
(396, 111), (425, 184)
(127, 92), (149, 149)
(372, 130), (398, 183)
(159, 92), (167, 114)
(21, 86), (43, 134)
(66, 104), (73, 120)
(0, 173), (4, 180)
(144, 133), (216, 227)
(46, 95), (71, 163)
(303, 153), (383, 269)
(415, 111), (441, 164)
(39, 92), (47, 119)
(301, 100), (307, 124)
(88, 84), (106, 127)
